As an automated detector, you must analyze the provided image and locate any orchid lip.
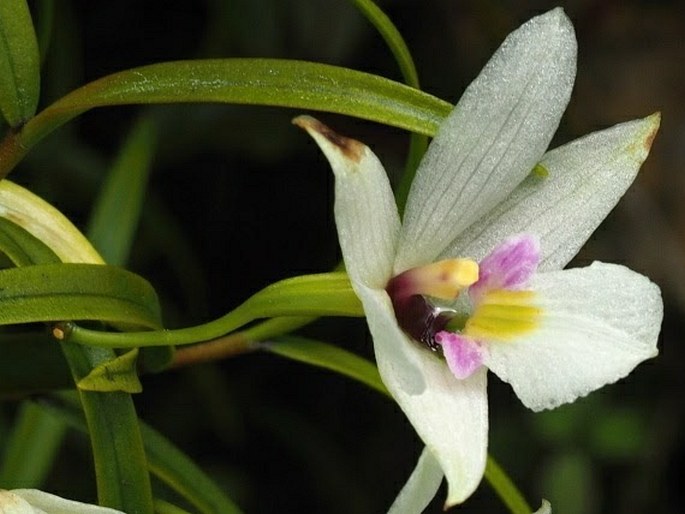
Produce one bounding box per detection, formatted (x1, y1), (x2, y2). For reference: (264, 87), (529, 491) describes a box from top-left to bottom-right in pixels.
(386, 258), (477, 351)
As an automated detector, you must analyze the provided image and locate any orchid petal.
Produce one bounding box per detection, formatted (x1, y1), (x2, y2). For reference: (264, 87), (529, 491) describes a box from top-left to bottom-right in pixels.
(294, 116), (400, 289)
(435, 331), (484, 380)
(535, 500), (552, 514)
(6, 489), (125, 513)
(356, 286), (488, 506)
(388, 447), (443, 514)
(469, 234), (540, 302)
(396, 8), (576, 272)
(0, 490), (41, 514)
(484, 262), (662, 411)
(444, 113), (660, 269)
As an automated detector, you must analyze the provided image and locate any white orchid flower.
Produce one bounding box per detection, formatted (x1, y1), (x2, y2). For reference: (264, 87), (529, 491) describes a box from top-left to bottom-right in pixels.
(295, 7), (661, 510)
(0, 489), (125, 514)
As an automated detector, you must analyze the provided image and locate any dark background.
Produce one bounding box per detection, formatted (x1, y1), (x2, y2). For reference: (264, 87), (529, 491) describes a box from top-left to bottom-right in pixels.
(3, 1), (684, 512)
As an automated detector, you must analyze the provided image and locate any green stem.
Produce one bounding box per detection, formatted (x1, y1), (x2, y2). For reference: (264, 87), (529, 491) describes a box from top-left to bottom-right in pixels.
(171, 316), (314, 368)
(484, 455), (533, 514)
(60, 272), (362, 349)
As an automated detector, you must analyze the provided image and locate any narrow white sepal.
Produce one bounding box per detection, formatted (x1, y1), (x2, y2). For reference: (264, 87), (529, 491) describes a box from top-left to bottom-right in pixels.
(484, 262), (662, 411)
(396, 8), (576, 272)
(356, 286), (489, 506)
(388, 447), (443, 514)
(443, 113), (661, 269)
(293, 116), (400, 289)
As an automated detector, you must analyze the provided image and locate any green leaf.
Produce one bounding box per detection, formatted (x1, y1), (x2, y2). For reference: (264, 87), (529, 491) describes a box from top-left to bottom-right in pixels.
(0, 263), (162, 329)
(0, 216), (60, 266)
(0, 401), (67, 488)
(153, 500), (194, 514)
(59, 345), (154, 514)
(77, 348), (143, 393)
(87, 116), (158, 266)
(350, 0), (419, 88)
(484, 455), (533, 514)
(0, 0), (40, 126)
(33, 0), (55, 66)
(238, 271), (363, 318)
(348, 0), (429, 214)
(262, 336), (532, 513)
(141, 423), (243, 514)
(263, 335), (387, 395)
(1, 59), (452, 178)
(83, 116), (176, 371)
(40, 396), (243, 514)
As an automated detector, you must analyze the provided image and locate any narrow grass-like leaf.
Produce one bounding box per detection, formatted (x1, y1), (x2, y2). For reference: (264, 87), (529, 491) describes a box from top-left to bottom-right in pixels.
(351, 0), (419, 88)
(0, 263), (162, 329)
(141, 423), (243, 514)
(265, 337), (532, 510)
(263, 335), (387, 395)
(237, 271), (363, 318)
(40, 396), (243, 514)
(0, 0), (40, 126)
(0, 401), (66, 488)
(0, 59), (452, 177)
(59, 343), (154, 514)
(484, 455), (533, 514)
(153, 500), (194, 514)
(87, 116), (158, 266)
(34, 0), (55, 65)
(348, 0), (429, 213)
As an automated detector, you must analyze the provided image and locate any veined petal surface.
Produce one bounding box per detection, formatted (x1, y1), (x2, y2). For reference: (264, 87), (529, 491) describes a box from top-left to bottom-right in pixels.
(443, 114), (660, 269)
(484, 262), (662, 411)
(294, 116), (400, 289)
(357, 286), (488, 506)
(396, 8), (576, 272)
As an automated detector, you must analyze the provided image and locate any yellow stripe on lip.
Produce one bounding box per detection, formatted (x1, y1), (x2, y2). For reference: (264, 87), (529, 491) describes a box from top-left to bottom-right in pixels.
(464, 289), (540, 341)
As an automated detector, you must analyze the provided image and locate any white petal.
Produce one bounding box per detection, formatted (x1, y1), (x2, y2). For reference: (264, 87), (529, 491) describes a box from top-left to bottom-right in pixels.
(388, 447), (443, 514)
(396, 8), (576, 272)
(443, 114), (661, 269)
(294, 116), (400, 289)
(0, 490), (44, 514)
(535, 499), (552, 514)
(484, 262), (662, 411)
(9, 490), (125, 514)
(357, 286), (488, 506)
